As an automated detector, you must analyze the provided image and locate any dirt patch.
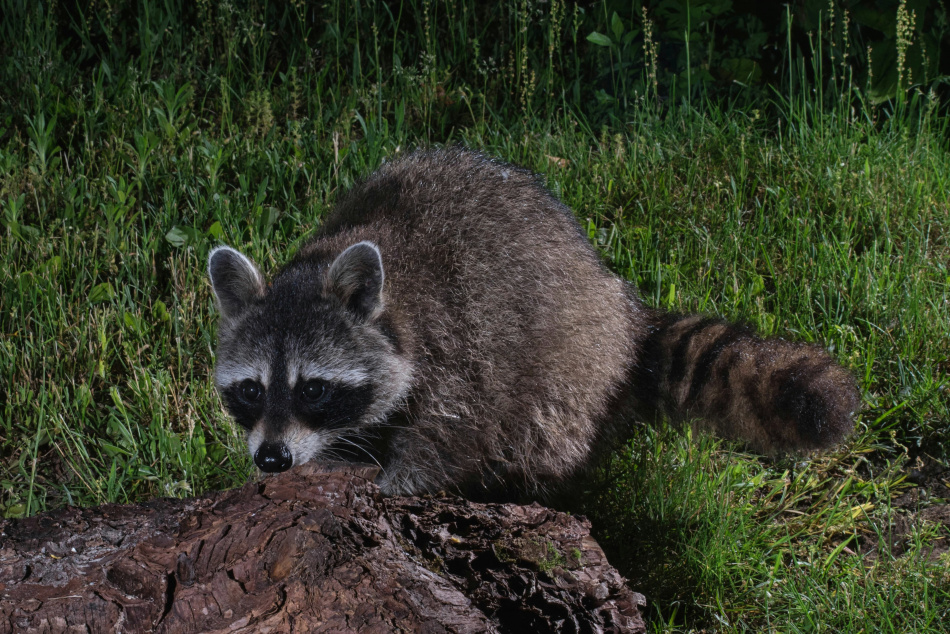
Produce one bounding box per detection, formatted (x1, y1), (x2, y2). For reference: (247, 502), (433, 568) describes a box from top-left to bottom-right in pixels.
(858, 473), (950, 563)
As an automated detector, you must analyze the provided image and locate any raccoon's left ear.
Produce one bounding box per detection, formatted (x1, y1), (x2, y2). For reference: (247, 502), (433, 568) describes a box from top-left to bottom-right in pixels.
(327, 241), (385, 321)
(208, 246), (266, 322)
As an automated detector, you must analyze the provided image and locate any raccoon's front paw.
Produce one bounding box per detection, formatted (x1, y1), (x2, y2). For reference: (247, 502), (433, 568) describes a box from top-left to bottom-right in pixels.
(376, 468), (428, 497)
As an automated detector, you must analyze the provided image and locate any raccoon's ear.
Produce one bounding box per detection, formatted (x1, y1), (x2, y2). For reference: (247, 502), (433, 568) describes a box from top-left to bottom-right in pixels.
(327, 241), (384, 321)
(208, 246), (266, 321)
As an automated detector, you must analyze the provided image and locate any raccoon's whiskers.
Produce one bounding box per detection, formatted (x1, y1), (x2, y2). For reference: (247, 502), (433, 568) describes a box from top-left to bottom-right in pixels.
(333, 434), (387, 474)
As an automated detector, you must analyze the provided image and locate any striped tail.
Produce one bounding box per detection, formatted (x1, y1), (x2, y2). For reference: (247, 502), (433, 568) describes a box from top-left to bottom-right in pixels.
(633, 313), (861, 453)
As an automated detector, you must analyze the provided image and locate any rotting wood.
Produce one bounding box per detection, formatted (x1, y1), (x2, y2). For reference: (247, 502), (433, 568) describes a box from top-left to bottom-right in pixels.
(0, 464), (644, 633)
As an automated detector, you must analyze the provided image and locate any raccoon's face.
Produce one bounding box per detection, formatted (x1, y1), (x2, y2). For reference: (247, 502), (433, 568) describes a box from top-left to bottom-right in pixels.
(208, 241), (412, 473)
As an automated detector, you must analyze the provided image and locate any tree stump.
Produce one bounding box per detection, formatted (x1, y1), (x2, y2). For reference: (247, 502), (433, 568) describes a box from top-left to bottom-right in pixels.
(0, 464), (645, 633)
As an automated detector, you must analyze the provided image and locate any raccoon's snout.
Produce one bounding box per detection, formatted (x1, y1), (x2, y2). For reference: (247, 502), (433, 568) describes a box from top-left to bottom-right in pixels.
(255, 441), (293, 473)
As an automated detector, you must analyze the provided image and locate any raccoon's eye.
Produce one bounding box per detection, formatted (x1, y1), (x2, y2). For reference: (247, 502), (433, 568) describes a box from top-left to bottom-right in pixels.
(298, 379), (327, 404)
(240, 380), (264, 403)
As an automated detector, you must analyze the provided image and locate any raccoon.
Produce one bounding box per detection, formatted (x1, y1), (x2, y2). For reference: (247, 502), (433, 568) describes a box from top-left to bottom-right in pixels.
(208, 148), (861, 498)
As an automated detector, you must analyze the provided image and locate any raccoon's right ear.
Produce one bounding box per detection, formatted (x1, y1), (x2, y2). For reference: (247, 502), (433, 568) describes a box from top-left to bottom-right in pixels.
(208, 246), (266, 321)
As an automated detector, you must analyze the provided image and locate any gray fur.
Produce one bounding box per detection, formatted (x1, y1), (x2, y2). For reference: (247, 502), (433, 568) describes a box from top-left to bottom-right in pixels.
(208, 148), (860, 498)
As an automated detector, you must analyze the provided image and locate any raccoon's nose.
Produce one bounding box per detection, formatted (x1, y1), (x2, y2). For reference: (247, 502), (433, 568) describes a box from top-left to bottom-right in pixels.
(255, 441), (293, 472)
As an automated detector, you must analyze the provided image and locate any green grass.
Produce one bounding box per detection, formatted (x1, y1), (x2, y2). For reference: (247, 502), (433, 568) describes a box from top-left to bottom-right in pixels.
(1, 0), (948, 631)
(584, 425), (950, 632)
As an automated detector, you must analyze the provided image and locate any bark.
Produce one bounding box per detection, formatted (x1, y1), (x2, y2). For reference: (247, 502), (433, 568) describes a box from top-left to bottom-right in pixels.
(0, 464), (644, 633)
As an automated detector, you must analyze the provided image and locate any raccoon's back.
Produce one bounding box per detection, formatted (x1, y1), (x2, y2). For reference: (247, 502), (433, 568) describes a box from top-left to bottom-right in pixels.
(307, 149), (647, 491)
